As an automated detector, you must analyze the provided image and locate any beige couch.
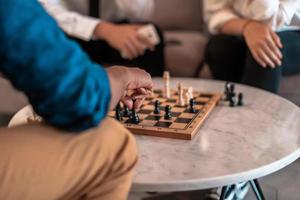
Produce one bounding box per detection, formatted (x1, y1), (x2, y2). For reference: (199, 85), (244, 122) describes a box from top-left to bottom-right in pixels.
(151, 0), (300, 106)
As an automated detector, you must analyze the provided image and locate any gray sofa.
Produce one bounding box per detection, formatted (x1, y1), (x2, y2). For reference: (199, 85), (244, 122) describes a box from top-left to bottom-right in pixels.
(151, 0), (300, 106)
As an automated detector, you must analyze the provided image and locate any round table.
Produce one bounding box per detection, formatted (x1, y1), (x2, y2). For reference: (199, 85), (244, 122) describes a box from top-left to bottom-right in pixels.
(9, 78), (300, 199)
(130, 78), (300, 199)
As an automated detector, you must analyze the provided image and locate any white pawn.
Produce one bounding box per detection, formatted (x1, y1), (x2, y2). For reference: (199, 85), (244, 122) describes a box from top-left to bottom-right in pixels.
(188, 87), (193, 99)
(163, 71), (170, 98)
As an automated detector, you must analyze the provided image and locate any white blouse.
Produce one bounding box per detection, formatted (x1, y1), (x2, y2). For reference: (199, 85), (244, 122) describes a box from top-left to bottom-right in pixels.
(39, 0), (154, 41)
(204, 0), (300, 34)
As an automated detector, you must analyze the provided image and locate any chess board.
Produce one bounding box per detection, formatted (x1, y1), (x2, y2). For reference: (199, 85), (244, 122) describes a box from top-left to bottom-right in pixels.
(108, 89), (222, 140)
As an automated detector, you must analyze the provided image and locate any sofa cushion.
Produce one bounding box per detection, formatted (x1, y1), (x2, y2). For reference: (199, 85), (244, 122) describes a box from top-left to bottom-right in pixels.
(152, 0), (203, 31)
(164, 31), (207, 77)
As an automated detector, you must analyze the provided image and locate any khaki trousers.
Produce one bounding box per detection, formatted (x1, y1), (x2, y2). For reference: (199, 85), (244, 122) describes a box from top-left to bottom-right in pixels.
(0, 118), (138, 200)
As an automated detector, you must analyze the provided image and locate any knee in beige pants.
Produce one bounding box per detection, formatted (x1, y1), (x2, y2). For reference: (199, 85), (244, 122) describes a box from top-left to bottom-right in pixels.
(0, 118), (138, 200)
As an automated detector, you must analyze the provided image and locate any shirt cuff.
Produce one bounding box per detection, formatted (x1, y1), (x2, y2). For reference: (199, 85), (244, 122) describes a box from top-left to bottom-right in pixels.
(208, 9), (239, 34)
(70, 16), (100, 41)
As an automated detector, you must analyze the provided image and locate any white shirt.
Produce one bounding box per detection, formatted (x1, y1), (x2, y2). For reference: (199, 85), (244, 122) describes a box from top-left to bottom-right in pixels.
(204, 0), (300, 34)
(39, 0), (154, 40)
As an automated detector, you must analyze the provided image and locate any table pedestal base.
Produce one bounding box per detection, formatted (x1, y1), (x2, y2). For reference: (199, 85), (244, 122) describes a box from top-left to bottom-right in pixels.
(220, 179), (265, 200)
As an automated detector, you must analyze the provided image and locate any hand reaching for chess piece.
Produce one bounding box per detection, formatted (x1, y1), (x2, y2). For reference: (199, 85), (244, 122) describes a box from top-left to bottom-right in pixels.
(106, 66), (153, 111)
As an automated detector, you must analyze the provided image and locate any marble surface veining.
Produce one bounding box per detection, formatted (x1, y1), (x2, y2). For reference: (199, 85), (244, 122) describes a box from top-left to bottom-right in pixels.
(132, 78), (300, 192)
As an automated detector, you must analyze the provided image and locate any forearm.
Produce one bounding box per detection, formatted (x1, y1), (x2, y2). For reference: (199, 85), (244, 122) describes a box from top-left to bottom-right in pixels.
(220, 18), (250, 36)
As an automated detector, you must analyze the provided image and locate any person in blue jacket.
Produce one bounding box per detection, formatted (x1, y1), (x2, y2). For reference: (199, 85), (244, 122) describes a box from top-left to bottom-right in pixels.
(0, 0), (153, 199)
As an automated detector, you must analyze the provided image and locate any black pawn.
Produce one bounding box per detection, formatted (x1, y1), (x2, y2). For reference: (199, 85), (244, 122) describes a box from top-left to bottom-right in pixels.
(130, 108), (140, 124)
(154, 100), (160, 114)
(238, 93), (244, 106)
(164, 105), (172, 120)
(189, 98), (196, 113)
(115, 103), (123, 121)
(123, 106), (130, 117)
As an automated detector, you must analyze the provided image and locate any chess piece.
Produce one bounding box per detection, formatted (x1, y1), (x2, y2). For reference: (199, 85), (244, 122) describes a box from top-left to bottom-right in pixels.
(189, 98), (196, 113)
(115, 103), (123, 121)
(224, 82), (230, 101)
(123, 106), (130, 117)
(188, 87), (193, 99)
(130, 108), (140, 124)
(237, 93), (244, 106)
(163, 71), (171, 98)
(178, 83), (185, 106)
(229, 83), (236, 97)
(154, 100), (160, 114)
(229, 95), (237, 107)
(164, 105), (172, 120)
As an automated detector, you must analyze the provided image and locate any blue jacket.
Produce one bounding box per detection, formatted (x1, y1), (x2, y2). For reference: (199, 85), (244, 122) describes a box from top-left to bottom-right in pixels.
(0, 0), (111, 131)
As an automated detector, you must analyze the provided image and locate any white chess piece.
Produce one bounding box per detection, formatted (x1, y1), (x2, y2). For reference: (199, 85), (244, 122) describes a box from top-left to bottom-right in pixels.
(188, 87), (193, 99)
(178, 83), (185, 106)
(163, 71), (170, 98)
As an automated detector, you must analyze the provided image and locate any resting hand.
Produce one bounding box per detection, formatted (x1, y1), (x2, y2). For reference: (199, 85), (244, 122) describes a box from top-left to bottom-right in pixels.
(94, 22), (155, 60)
(243, 21), (283, 68)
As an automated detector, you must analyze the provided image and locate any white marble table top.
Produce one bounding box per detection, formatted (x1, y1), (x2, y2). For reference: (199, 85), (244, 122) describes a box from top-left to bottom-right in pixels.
(131, 78), (300, 192)
(8, 78), (300, 193)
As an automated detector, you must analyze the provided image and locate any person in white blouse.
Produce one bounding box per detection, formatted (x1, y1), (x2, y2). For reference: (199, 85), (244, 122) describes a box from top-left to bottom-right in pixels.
(39, 0), (164, 76)
(204, 0), (300, 93)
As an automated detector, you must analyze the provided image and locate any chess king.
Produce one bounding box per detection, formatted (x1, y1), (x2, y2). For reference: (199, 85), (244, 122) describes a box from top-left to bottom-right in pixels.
(0, 0), (154, 199)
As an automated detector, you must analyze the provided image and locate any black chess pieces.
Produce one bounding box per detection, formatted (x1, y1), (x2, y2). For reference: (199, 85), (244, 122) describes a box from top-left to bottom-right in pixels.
(130, 108), (140, 124)
(189, 98), (196, 113)
(154, 100), (160, 114)
(115, 103), (123, 121)
(237, 93), (244, 106)
(123, 106), (130, 117)
(164, 105), (172, 120)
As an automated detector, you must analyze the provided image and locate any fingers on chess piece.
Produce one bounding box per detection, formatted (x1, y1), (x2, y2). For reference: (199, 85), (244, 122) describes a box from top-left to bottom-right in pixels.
(154, 100), (161, 114)
(130, 108), (140, 124)
(164, 105), (172, 120)
(189, 98), (196, 113)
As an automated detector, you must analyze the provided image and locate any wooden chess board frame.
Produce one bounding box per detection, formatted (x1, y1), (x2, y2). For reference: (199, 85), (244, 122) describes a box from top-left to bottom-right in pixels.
(108, 90), (222, 140)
